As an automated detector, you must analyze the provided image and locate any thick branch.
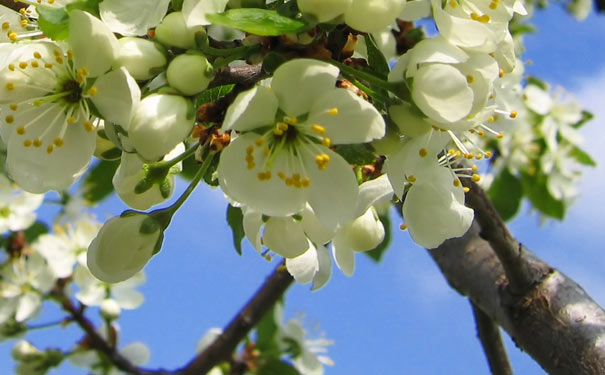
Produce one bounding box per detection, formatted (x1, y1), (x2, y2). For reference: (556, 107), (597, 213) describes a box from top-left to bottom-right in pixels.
(0, 0), (26, 11)
(470, 301), (512, 375)
(463, 180), (546, 295)
(181, 263), (294, 375)
(430, 213), (605, 374)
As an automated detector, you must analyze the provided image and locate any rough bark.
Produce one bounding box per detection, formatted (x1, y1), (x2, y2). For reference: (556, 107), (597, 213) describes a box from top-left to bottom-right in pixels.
(431, 221), (605, 374)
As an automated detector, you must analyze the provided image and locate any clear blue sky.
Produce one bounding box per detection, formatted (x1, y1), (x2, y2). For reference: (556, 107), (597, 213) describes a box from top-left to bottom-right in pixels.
(2, 6), (605, 374)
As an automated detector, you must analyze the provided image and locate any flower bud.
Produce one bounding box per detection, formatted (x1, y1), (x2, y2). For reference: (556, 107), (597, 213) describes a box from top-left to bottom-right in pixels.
(167, 54), (214, 96)
(297, 0), (351, 22)
(94, 123), (122, 160)
(11, 341), (43, 361)
(114, 37), (167, 81)
(154, 11), (206, 49)
(87, 213), (162, 283)
(128, 94), (194, 162)
(339, 206), (384, 251)
(100, 299), (122, 320)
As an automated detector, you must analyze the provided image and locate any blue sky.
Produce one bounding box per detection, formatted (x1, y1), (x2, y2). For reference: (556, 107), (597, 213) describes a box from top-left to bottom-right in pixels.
(2, 6), (605, 375)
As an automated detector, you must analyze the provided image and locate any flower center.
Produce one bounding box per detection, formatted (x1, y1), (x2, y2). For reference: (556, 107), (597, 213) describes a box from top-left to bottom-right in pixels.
(59, 78), (83, 104)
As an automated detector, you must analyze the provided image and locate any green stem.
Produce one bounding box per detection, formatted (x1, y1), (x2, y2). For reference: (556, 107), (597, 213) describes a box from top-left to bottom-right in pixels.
(149, 143), (199, 171)
(150, 152), (216, 229)
(326, 59), (411, 101)
(212, 45), (261, 70)
(27, 319), (68, 331)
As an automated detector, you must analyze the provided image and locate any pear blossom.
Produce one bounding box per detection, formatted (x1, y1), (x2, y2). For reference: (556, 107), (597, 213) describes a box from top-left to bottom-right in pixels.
(218, 59), (385, 230)
(385, 132), (474, 248)
(0, 11), (140, 193)
(113, 37), (167, 81)
(0, 253), (55, 324)
(33, 215), (100, 278)
(274, 302), (334, 375)
(12, 340), (63, 375)
(0, 5), (29, 43)
(87, 212), (162, 283)
(0, 174), (44, 234)
(73, 265), (145, 310)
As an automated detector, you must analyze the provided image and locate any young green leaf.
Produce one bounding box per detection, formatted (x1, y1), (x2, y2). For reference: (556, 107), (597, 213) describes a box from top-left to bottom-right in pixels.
(226, 204), (245, 255)
(206, 9), (308, 36)
(487, 169), (523, 221)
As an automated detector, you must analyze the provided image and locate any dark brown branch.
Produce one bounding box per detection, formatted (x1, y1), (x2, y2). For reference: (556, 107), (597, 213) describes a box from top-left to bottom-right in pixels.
(0, 0), (27, 12)
(470, 301), (513, 375)
(180, 263), (294, 375)
(52, 283), (179, 375)
(463, 179), (547, 295)
(430, 220), (605, 374)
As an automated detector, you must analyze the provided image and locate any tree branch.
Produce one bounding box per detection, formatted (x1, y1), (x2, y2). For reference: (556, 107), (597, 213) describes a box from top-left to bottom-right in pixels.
(0, 0), (27, 11)
(470, 301), (513, 375)
(180, 263), (294, 375)
(429, 184), (605, 374)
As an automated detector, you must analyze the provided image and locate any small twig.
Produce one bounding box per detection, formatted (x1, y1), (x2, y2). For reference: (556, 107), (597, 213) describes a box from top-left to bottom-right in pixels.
(51, 284), (179, 375)
(462, 179), (542, 295)
(470, 300), (513, 375)
(0, 0), (27, 11)
(180, 263), (294, 375)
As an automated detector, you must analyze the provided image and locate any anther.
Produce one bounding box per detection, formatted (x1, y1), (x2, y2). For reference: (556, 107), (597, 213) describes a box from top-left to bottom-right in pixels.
(400, 223), (408, 230)
(83, 121), (94, 132)
(33, 52), (42, 59)
(466, 75), (474, 84)
(311, 124), (326, 135)
(5, 82), (14, 90)
(5, 115), (14, 124)
(408, 175), (417, 183)
(23, 140), (31, 147)
(472, 174), (481, 182)
(87, 87), (97, 96)
(47, 145), (54, 154)
(16, 126), (25, 135)
(18, 61), (27, 69)
(322, 137), (331, 147)
(328, 107), (338, 115)
(1, 22), (9, 30)
(67, 116), (76, 124)
(453, 179), (461, 187)
(33, 139), (42, 147)
(419, 148), (428, 157)
(53, 138), (64, 147)
(499, 68), (504, 78)
(463, 187), (470, 193)
(509, 111), (518, 119)
(255, 138), (264, 147)
(8, 32), (17, 41)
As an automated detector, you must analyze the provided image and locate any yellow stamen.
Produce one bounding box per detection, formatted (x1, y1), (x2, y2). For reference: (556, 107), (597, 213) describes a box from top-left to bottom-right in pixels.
(400, 223), (408, 230)
(408, 175), (417, 183)
(16, 126), (25, 135)
(33, 139), (42, 147)
(53, 138), (64, 147)
(322, 137), (331, 147)
(311, 124), (326, 135)
(328, 107), (338, 116)
(419, 148), (428, 157)
(255, 138), (264, 147)
(5, 115), (14, 124)
(47, 144), (54, 154)
(5, 82), (14, 91)
(23, 140), (32, 147)
(87, 86), (97, 96)
(472, 174), (481, 182)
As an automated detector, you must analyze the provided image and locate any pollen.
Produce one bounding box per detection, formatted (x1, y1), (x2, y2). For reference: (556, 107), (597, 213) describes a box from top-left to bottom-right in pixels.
(408, 175), (417, 183)
(302, 178), (310, 187)
(255, 138), (264, 147)
(322, 137), (331, 147)
(464, 187), (470, 193)
(453, 179), (461, 187)
(509, 111), (518, 119)
(472, 174), (481, 182)
(499, 68), (504, 78)
(328, 107), (338, 116)
(53, 138), (64, 147)
(419, 148), (428, 157)
(273, 128), (284, 136)
(44, 63), (52, 69)
(20, 19), (27, 28)
(47, 145), (54, 154)
(489, 1), (498, 9)
(67, 50), (74, 60)
(466, 75), (474, 84)
(475, 154), (483, 160)
(83, 121), (94, 132)
(8, 64), (14, 71)
(16, 126), (25, 135)
(485, 151), (492, 159)
(399, 223), (408, 230)
(67, 116), (76, 124)
(23, 140), (31, 147)
(278, 172), (286, 180)
(257, 171), (272, 181)
(315, 153), (330, 170)
(33, 51), (41, 59)
(497, 132), (504, 139)
(449, 0), (457, 7)
(472, 165), (478, 172)
(18, 61), (27, 69)
(88, 87), (98, 96)
(1, 22), (9, 30)
(5, 115), (14, 124)
(488, 116), (495, 123)
(8, 32), (17, 41)
(33, 139), (42, 147)
(5, 82), (14, 91)
(31, 61), (39, 68)
(55, 56), (63, 64)
(311, 124), (326, 135)
(283, 116), (297, 125)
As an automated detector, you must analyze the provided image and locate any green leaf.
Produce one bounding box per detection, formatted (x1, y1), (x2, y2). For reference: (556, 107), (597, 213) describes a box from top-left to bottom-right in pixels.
(83, 159), (119, 204)
(258, 359), (300, 375)
(572, 110), (594, 129)
(569, 146), (596, 167)
(194, 84), (235, 107)
(332, 144), (376, 166)
(521, 172), (565, 220)
(364, 213), (391, 262)
(36, 6), (69, 41)
(206, 9), (308, 36)
(487, 169), (523, 221)
(526, 76), (548, 91)
(23, 221), (49, 243)
(226, 205), (245, 255)
(256, 304), (279, 353)
(364, 34), (390, 79)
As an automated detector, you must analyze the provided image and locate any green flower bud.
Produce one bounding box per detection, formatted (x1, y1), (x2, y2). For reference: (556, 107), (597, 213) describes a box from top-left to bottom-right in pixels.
(155, 11), (206, 49)
(114, 37), (167, 81)
(167, 53), (214, 96)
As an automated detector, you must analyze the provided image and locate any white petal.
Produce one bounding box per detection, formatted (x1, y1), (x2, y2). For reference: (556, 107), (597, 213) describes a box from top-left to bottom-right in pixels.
(306, 89), (385, 144)
(100, 0), (171, 36)
(112, 287), (144, 310)
(69, 10), (118, 77)
(286, 242), (319, 284)
(432, 0), (495, 51)
(271, 59), (339, 117)
(15, 292), (40, 322)
(182, 0), (229, 26)
(221, 85), (278, 132)
(303, 147), (358, 231)
(242, 208), (263, 252)
(412, 63), (474, 123)
(331, 237), (355, 276)
(92, 67), (141, 127)
(345, 0), (406, 33)
(119, 342), (150, 366)
(355, 175), (393, 217)
(301, 205), (335, 245)
(311, 245), (332, 291)
(263, 217), (309, 258)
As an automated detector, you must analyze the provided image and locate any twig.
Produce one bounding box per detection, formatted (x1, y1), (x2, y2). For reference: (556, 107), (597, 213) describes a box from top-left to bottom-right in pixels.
(0, 0), (27, 11)
(180, 263), (294, 375)
(470, 301), (513, 375)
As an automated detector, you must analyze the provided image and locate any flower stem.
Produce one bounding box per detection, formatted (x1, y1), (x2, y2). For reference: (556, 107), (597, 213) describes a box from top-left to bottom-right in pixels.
(149, 143), (200, 171)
